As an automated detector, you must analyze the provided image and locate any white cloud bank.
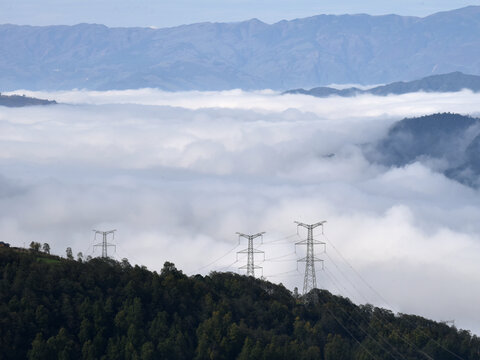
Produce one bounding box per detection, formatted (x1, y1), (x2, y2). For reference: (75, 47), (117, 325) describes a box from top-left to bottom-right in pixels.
(1, 90), (480, 334)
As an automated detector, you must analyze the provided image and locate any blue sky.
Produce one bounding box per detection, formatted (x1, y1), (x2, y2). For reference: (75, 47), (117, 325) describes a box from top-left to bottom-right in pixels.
(1, 0), (480, 27)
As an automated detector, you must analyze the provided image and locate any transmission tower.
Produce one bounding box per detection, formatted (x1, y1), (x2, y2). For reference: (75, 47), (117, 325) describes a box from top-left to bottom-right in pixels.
(93, 229), (116, 258)
(236, 232), (265, 277)
(295, 221), (326, 295)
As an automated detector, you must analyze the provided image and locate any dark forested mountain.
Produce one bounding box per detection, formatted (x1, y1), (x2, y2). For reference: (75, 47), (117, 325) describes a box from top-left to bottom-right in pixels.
(285, 72), (480, 97)
(0, 247), (479, 359)
(0, 93), (56, 107)
(1, 6), (480, 91)
(369, 113), (480, 187)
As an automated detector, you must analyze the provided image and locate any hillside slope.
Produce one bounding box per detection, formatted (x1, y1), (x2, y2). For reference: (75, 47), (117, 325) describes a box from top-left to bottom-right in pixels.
(0, 93), (56, 107)
(0, 248), (478, 359)
(1, 6), (480, 91)
(285, 72), (480, 97)
(370, 113), (480, 187)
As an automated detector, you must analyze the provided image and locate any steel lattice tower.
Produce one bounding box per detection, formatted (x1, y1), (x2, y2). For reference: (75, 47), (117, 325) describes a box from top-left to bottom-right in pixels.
(236, 232), (265, 277)
(295, 221), (326, 295)
(93, 229), (116, 258)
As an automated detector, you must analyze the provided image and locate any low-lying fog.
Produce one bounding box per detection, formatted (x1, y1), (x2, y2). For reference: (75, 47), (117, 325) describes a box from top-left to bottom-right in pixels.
(2, 89), (480, 334)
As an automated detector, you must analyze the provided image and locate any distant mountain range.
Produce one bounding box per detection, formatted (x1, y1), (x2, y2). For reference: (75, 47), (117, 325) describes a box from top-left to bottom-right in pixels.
(284, 72), (480, 97)
(369, 113), (480, 187)
(0, 93), (56, 107)
(1, 6), (480, 91)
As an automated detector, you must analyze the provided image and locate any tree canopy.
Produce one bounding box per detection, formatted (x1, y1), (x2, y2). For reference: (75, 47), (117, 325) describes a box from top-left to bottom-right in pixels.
(0, 247), (478, 360)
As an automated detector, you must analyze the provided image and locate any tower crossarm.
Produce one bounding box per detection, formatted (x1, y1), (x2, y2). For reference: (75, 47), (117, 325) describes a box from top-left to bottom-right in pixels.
(295, 239), (326, 245)
(93, 229), (116, 236)
(236, 232), (265, 239)
(237, 249), (264, 254)
(297, 256), (324, 262)
(239, 264), (263, 269)
(294, 221), (326, 230)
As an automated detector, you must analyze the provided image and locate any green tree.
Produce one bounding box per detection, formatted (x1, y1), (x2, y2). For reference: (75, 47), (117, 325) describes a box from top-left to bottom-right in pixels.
(42, 243), (50, 254)
(29, 241), (41, 252)
(237, 337), (253, 360)
(324, 334), (352, 360)
(141, 342), (155, 360)
(82, 340), (96, 360)
(46, 328), (75, 360)
(1, 249), (479, 360)
(35, 305), (49, 329)
(28, 333), (48, 360)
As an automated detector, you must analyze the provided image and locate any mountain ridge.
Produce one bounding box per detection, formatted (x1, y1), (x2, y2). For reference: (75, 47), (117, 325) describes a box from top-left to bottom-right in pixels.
(284, 72), (480, 97)
(1, 6), (480, 91)
(369, 112), (480, 188)
(0, 93), (56, 107)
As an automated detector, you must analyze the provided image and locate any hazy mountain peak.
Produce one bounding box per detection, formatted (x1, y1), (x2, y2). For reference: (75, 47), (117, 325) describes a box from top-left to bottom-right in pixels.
(284, 72), (480, 97)
(243, 18), (266, 25)
(372, 113), (480, 187)
(427, 5), (480, 17)
(1, 7), (480, 91)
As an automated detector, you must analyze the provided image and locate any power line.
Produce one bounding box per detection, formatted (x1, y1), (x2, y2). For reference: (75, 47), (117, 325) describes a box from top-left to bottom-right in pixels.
(191, 242), (240, 274)
(323, 234), (460, 360)
(213, 259), (240, 272)
(264, 268), (300, 278)
(260, 233), (299, 245)
(324, 234), (389, 306)
(190, 233), (296, 275)
(323, 267), (410, 360)
(325, 252), (370, 304)
(314, 290), (382, 360)
(264, 251), (297, 262)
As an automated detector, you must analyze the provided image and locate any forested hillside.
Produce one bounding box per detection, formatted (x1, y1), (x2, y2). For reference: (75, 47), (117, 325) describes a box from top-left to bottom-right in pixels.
(371, 113), (480, 187)
(0, 93), (56, 107)
(284, 72), (480, 97)
(0, 248), (478, 359)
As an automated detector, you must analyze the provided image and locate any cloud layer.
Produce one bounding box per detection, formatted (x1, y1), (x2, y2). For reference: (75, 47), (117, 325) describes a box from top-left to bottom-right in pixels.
(1, 90), (480, 334)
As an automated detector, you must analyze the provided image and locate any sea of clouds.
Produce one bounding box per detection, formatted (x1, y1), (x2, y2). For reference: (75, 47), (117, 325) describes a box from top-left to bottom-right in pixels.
(2, 89), (480, 334)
